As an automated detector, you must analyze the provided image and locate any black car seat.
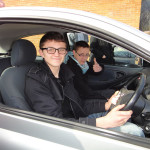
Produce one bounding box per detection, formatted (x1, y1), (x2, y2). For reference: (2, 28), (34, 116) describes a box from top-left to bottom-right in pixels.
(0, 57), (11, 75)
(0, 39), (36, 110)
(90, 36), (115, 64)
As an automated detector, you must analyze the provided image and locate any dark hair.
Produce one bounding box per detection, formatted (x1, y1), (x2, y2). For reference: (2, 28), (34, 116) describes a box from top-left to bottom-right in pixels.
(74, 41), (90, 51)
(39, 31), (67, 48)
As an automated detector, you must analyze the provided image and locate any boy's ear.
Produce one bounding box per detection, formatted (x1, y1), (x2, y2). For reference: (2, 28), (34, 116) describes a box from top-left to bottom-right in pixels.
(73, 50), (76, 55)
(39, 49), (44, 57)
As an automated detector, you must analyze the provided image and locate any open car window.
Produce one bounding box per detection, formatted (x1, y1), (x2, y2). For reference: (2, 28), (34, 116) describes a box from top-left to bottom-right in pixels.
(67, 32), (143, 68)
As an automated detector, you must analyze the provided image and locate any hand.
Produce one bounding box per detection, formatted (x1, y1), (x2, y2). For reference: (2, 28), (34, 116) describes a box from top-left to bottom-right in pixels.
(102, 55), (106, 59)
(93, 58), (102, 72)
(96, 104), (133, 128)
(105, 91), (119, 111)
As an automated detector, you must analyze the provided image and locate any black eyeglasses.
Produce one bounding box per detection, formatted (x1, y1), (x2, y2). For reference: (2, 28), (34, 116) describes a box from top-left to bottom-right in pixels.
(41, 47), (67, 54)
(76, 51), (90, 57)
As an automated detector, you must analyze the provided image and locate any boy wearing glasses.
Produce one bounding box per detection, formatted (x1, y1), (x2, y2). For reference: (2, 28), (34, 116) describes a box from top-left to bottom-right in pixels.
(25, 32), (144, 137)
(65, 41), (115, 99)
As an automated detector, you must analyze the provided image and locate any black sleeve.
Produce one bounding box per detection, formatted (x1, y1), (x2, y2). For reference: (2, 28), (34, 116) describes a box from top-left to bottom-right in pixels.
(71, 63), (105, 99)
(66, 117), (96, 126)
(83, 99), (106, 115)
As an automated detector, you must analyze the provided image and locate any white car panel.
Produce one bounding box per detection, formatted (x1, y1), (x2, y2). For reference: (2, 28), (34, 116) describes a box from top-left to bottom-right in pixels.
(0, 7), (150, 149)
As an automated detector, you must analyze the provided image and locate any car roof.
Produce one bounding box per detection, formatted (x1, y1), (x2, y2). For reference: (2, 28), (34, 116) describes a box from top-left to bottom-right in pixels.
(0, 6), (149, 38)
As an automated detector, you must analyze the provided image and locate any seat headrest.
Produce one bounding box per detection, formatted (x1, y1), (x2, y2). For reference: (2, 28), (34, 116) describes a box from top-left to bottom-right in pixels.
(11, 39), (36, 66)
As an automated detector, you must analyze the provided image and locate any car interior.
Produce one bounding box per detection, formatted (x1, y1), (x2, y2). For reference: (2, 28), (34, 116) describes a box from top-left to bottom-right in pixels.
(0, 22), (150, 138)
(0, 39), (36, 110)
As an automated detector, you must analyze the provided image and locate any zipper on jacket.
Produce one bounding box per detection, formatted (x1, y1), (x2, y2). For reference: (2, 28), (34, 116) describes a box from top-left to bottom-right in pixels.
(64, 94), (86, 117)
(69, 100), (77, 119)
(57, 79), (86, 118)
(57, 80), (64, 103)
(58, 81), (77, 118)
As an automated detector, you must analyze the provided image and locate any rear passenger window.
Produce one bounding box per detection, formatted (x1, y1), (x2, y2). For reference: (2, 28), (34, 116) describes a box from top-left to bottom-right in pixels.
(67, 32), (142, 67)
(67, 32), (89, 51)
(89, 36), (142, 67)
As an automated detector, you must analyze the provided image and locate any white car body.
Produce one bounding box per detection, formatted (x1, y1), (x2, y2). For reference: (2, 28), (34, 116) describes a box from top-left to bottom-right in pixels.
(0, 7), (149, 150)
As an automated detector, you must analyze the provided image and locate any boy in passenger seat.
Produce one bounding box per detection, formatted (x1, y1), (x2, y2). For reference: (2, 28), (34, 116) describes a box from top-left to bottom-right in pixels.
(65, 41), (115, 100)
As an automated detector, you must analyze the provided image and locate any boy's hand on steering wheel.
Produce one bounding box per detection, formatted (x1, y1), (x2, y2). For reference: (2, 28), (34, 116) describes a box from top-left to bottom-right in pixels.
(96, 104), (133, 128)
(105, 91), (120, 111)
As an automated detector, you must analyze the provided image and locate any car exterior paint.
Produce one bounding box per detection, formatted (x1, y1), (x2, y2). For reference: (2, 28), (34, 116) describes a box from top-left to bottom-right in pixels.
(0, 7), (150, 149)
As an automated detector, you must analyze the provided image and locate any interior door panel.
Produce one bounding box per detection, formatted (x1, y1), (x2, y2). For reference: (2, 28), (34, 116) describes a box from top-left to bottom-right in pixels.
(88, 64), (143, 90)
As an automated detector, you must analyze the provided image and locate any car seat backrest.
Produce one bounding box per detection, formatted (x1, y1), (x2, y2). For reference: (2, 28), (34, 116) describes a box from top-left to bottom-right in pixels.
(0, 57), (11, 76)
(0, 39), (36, 110)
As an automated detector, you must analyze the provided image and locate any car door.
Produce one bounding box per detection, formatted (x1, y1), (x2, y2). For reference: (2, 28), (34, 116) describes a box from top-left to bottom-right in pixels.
(0, 105), (149, 150)
(88, 64), (143, 90)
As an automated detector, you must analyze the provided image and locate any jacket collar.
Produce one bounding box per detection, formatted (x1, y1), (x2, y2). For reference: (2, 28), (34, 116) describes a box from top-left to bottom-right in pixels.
(41, 59), (74, 82)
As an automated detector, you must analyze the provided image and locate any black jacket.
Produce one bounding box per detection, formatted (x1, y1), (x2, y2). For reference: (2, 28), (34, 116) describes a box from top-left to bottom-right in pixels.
(66, 57), (108, 99)
(90, 37), (115, 64)
(25, 61), (106, 126)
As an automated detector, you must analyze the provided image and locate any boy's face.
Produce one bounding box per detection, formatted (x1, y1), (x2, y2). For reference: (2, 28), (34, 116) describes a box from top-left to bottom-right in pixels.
(73, 47), (90, 65)
(39, 40), (67, 69)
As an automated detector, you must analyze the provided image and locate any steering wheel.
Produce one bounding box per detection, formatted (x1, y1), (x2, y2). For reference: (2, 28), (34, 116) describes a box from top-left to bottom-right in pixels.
(108, 73), (146, 111)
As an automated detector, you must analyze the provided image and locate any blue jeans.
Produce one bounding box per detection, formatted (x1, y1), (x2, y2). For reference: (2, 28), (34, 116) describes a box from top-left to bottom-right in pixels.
(88, 112), (145, 137)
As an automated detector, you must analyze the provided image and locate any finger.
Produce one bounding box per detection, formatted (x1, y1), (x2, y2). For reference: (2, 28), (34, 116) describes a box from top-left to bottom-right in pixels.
(121, 120), (127, 125)
(93, 65), (101, 69)
(93, 58), (98, 65)
(119, 117), (132, 125)
(120, 119), (130, 125)
(102, 55), (106, 59)
(112, 104), (125, 112)
(112, 90), (121, 99)
(109, 91), (120, 104)
(114, 91), (120, 96)
(110, 91), (119, 99)
(119, 110), (133, 116)
(110, 96), (118, 105)
(93, 65), (102, 73)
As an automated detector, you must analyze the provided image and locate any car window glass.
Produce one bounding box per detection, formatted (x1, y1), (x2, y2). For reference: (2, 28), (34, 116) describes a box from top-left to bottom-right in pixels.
(114, 46), (137, 65)
(90, 36), (115, 65)
(67, 32), (90, 50)
(67, 32), (142, 67)
(89, 36), (143, 67)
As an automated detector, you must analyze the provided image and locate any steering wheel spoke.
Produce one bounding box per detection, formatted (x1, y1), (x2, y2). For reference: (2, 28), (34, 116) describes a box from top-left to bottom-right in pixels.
(109, 73), (146, 112)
